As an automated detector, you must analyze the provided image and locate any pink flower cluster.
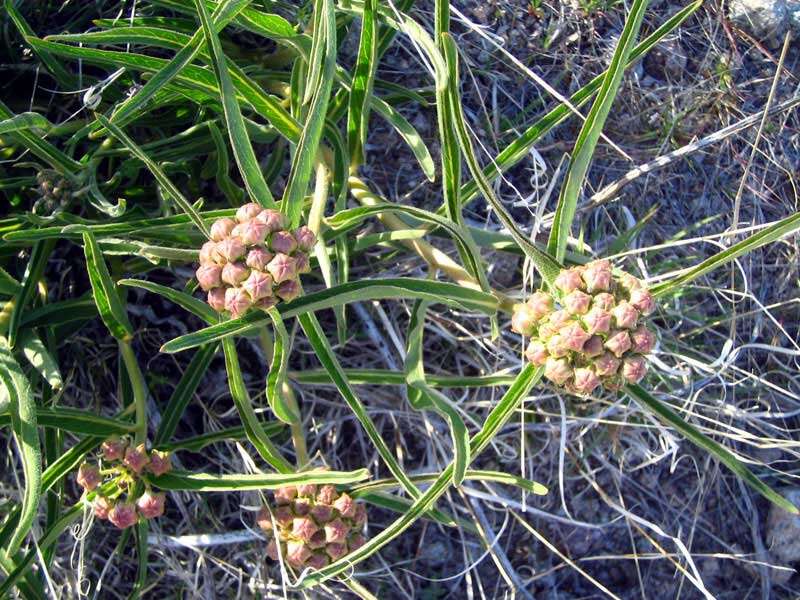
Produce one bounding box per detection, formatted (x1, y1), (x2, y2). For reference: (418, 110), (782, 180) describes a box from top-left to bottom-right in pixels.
(257, 483), (368, 570)
(197, 203), (316, 317)
(75, 436), (172, 529)
(512, 259), (657, 395)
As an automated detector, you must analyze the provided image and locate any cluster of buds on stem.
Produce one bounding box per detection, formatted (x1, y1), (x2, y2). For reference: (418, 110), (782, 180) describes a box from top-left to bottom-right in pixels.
(512, 259), (657, 395)
(197, 203), (316, 317)
(257, 484), (368, 570)
(75, 435), (172, 529)
(33, 169), (73, 216)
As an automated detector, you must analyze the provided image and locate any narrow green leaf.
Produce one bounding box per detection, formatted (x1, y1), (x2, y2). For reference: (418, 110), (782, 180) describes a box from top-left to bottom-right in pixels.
(371, 97), (435, 181)
(18, 331), (62, 391)
(351, 469), (548, 496)
(148, 468), (370, 491)
(0, 112), (52, 135)
(347, 0), (377, 165)
(0, 407), (134, 436)
(264, 309), (299, 424)
(119, 279), (217, 324)
(82, 230), (134, 341)
(7, 240), (53, 348)
(290, 368), (518, 388)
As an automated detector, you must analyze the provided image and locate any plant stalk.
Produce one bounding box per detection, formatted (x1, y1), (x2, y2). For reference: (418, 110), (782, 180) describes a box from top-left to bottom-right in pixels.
(119, 340), (148, 444)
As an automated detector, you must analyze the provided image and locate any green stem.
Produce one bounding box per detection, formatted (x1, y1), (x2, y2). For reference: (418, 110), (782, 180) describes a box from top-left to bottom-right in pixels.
(119, 340), (147, 444)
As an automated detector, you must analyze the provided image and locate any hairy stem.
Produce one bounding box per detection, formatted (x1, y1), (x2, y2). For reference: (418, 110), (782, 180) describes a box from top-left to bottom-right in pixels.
(119, 340), (147, 444)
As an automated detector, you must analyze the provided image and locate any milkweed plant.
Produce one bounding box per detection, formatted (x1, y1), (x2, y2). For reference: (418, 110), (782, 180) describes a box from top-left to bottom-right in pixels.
(0, 0), (798, 596)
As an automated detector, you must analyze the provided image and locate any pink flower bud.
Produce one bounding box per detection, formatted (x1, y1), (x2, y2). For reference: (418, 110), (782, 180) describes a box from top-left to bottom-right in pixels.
(524, 340), (548, 366)
(294, 226), (316, 252)
(256, 507), (273, 532)
(622, 356), (647, 383)
(297, 483), (317, 497)
(294, 499), (311, 516)
(292, 517), (319, 542)
(604, 330), (632, 358)
(582, 335), (604, 357)
(554, 269), (584, 294)
(559, 322), (591, 352)
(108, 502), (138, 529)
(581, 260), (612, 293)
(269, 231), (298, 254)
(544, 357), (573, 386)
(242, 270), (274, 301)
(123, 443), (149, 474)
(274, 486), (297, 504)
(196, 264), (222, 291)
(255, 296), (279, 311)
(333, 493), (355, 518)
(307, 530), (327, 549)
(221, 262), (249, 286)
(593, 353), (620, 377)
(536, 322), (559, 340)
(311, 504), (334, 524)
(245, 247), (273, 271)
(147, 450), (172, 476)
(236, 202), (263, 223)
(548, 310), (572, 328)
(276, 280), (300, 302)
(348, 533), (366, 551)
(326, 542), (348, 561)
(77, 463), (101, 491)
(94, 495), (112, 520)
(353, 503), (367, 528)
(101, 436), (128, 462)
(583, 307), (612, 335)
(631, 326), (656, 354)
(273, 505), (294, 527)
(199, 240), (220, 265)
(324, 518), (348, 544)
(238, 220), (268, 246)
(612, 302), (640, 330)
(317, 485), (338, 505)
(224, 287), (252, 318)
(255, 209), (287, 232)
(602, 377), (624, 391)
(511, 305), (537, 336)
(306, 553), (329, 570)
(294, 252), (311, 274)
(546, 334), (569, 359)
(136, 491), (166, 519)
(527, 291), (554, 320)
(267, 254), (297, 284)
(629, 288), (655, 316)
(564, 290), (592, 315)
(286, 541), (312, 567)
(217, 237), (245, 263)
(266, 539), (280, 560)
(618, 273), (642, 292)
(207, 288), (226, 312)
(572, 367), (601, 395)
(210, 217), (236, 241)
(592, 293), (615, 311)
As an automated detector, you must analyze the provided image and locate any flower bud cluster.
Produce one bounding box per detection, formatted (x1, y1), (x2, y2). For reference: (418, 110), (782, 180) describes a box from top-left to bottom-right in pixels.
(512, 260), (657, 395)
(75, 435), (172, 529)
(197, 203), (316, 317)
(33, 169), (73, 216)
(257, 484), (368, 570)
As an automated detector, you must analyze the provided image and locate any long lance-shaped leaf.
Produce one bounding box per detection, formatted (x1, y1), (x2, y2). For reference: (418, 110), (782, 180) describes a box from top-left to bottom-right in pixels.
(147, 468), (370, 491)
(291, 368), (518, 388)
(301, 363), (542, 587)
(0, 407), (134, 436)
(222, 338), (293, 473)
(651, 211), (800, 298)
(18, 330), (62, 391)
(546, 0), (649, 263)
(440, 34), (562, 287)
(281, 0), (336, 227)
(0, 112), (52, 135)
(7, 240), (53, 348)
(159, 279), (498, 353)
(194, 0), (274, 206)
(350, 469), (548, 496)
(347, 0), (378, 166)
(625, 384), (798, 514)
(0, 337), (41, 560)
(81, 231), (134, 341)
(457, 0), (702, 209)
(94, 114), (210, 238)
(264, 309), (299, 424)
(119, 279), (217, 324)
(298, 312), (422, 498)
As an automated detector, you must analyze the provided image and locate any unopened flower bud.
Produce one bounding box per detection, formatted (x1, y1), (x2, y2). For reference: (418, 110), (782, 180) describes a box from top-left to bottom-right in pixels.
(582, 335), (604, 357)
(256, 506), (273, 531)
(618, 273), (642, 292)
(629, 289), (655, 315)
(326, 542), (347, 561)
(286, 540), (311, 567)
(294, 226), (316, 252)
(297, 483), (317, 497)
(199, 240), (220, 265)
(246, 247), (273, 271)
(274, 486), (297, 504)
(276, 280), (300, 302)
(221, 262), (249, 286)
(270, 231), (298, 254)
(353, 503), (367, 528)
(255, 296), (279, 311)
(123, 443), (149, 474)
(294, 499), (311, 516)
(631, 326), (656, 354)
(559, 322), (591, 352)
(348, 533), (366, 551)
(604, 330), (632, 358)
(308, 530), (327, 549)
(108, 502), (138, 529)
(306, 553), (329, 570)
(564, 290), (591, 315)
(554, 269), (584, 294)
(77, 463), (101, 491)
(266, 539), (280, 560)
(317, 485), (338, 505)
(217, 237), (245, 263)
(581, 260), (612, 293)
(267, 254), (297, 284)
(311, 504), (334, 524)
(592, 293), (615, 311)
(236, 202), (263, 223)
(333, 493), (355, 518)
(292, 517), (319, 542)
(210, 217), (236, 241)
(147, 450), (172, 476)
(537, 322), (559, 340)
(94, 495), (112, 520)
(612, 302), (640, 330)
(525, 340), (548, 366)
(549, 310), (572, 328)
(238, 220), (268, 245)
(256, 209), (287, 232)
(546, 334), (569, 359)
(136, 491), (166, 519)
(274, 506), (294, 527)
(572, 368), (601, 395)
(196, 264), (222, 291)
(511, 305), (537, 336)
(224, 287), (252, 318)
(101, 436), (128, 462)
(544, 357), (572, 385)
(622, 356), (647, 383)
(242, 271), (273, 301)
(593, 353), (620, 377)
(583, 307), (612, 335)
(294, 252), (311, 274)
(207, 288), (226, 312)
(324, 518), (348, 544)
